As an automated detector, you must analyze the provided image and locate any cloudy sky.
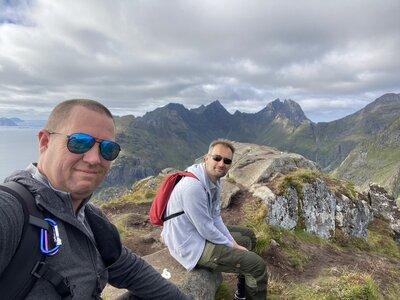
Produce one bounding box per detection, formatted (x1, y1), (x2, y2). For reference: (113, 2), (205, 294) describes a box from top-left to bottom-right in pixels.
(0, 0), (399, 122)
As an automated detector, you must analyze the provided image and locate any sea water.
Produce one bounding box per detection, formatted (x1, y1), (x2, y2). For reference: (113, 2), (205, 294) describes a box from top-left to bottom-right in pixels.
(0, 127), (40, 182)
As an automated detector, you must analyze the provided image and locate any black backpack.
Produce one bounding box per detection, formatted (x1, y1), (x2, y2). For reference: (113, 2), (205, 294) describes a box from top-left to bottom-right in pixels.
(0, 181), (72, 300)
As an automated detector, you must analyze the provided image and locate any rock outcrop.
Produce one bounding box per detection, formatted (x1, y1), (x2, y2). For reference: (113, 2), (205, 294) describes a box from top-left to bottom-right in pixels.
(221, 142), (381, 240)
(367, 183), (400, 243)
(253, 178), (371, 239)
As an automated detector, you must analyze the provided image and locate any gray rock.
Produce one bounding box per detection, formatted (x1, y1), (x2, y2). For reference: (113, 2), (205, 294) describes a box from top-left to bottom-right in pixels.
(336, 195), (371, 239)
(108, 248), (222, 300)
(221, 178), (241, 209)
(143, 248), (222, 299)
(368, 183), (400, 243)
(302, 179), (336, 239)
(266, 186), (298, 230)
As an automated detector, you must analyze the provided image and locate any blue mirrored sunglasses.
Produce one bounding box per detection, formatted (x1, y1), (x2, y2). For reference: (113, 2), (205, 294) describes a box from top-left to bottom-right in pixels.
(48, 132), (121, 161)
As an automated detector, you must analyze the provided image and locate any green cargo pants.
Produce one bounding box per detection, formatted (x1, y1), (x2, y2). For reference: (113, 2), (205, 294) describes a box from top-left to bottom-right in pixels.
(197, 225), (267, 300)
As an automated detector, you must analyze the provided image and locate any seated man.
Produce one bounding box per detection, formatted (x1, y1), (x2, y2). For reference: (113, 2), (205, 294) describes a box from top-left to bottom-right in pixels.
(162, 139), (267, 300)
(0, 99), (191, 299)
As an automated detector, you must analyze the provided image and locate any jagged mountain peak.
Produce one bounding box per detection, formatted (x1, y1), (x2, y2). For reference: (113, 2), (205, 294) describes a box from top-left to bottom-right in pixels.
(191, 100), (230, 115)
(202, 100), (230, 115)
(142, 102), (187, 118)
(164, 102), (188, 112)
(258, 98), (309, 124)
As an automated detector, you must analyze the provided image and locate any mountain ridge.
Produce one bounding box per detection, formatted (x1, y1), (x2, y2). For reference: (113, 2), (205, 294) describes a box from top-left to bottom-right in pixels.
(96, 93), (400, 202)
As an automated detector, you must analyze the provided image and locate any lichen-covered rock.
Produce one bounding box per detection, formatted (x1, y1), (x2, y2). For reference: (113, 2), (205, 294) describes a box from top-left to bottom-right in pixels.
(266, 186), (298, 230)
(302, 179), (336, 239)
(336, 195), (371, 239)
(262, 177), (371, 240)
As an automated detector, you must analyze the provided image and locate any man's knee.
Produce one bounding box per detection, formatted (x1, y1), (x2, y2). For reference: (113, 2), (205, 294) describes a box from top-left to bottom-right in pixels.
(229, 226), (257, 250)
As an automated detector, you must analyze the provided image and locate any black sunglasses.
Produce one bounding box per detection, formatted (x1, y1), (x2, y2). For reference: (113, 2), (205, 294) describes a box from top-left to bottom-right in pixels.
(210, 154), (232, 165)
(48, 132), (121, 161)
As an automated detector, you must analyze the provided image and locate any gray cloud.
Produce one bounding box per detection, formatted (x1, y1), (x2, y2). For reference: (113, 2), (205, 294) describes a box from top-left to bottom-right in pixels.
(0, 0), (399, 122)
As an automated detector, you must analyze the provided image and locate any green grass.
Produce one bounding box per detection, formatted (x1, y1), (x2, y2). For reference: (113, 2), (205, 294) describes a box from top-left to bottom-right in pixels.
(101, 176), (158, 209)
(332, 144), (400, 196)
(276, 169), (320, 199)
(113, 213), (137, 238)
(366, 217), (400, 259)
(215, 282), (231, 300)
(243, 199), (270, 254)
(286, 268), (379, 300)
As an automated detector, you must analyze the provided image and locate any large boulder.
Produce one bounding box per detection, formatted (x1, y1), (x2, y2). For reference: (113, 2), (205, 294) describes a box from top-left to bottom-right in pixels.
(228, 143), (319, 187)
(102, 248), (222, 300)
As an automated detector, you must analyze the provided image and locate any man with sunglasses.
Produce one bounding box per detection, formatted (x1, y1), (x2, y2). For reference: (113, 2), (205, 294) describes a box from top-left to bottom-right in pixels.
(0, 99), (191, 299)
(161, 139), (267, 300)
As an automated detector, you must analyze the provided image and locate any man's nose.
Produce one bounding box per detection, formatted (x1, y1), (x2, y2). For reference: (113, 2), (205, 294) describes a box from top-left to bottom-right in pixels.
(217, 159), (227, 166)
(82, 143), (102, 163)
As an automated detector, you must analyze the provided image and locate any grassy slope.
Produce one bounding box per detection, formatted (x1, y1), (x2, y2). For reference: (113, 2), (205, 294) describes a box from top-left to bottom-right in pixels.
(332, 119), (400, 202)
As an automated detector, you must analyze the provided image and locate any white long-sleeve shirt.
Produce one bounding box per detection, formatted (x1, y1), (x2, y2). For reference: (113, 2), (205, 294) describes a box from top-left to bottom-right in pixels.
(161, 163), (234, 271)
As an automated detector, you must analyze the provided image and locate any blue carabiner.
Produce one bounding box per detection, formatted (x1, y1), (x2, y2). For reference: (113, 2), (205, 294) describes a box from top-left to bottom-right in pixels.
(40, 217), (62, 255)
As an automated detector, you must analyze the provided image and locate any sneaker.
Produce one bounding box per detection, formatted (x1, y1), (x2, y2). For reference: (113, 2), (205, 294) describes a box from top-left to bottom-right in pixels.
(234, 290), (246, 300)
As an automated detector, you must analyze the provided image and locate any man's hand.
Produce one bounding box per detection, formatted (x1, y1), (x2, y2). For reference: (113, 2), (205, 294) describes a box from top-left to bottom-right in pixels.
(232, 240), (249, 251)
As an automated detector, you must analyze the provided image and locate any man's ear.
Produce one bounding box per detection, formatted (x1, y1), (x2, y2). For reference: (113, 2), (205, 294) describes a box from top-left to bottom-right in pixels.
(38, 129), (50, 154)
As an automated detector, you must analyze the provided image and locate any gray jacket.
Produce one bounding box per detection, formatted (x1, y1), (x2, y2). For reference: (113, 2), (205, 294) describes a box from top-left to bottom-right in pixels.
(0, 164), (190, 299)
(161, 163), (234, 271)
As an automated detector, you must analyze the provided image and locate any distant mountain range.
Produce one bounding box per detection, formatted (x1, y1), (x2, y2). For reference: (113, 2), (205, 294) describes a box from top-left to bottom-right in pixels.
(98, 93), (400, 202)
(0, 117), (21, 126)
(3, 95), (398, 201)
(0, 117), (46, 127)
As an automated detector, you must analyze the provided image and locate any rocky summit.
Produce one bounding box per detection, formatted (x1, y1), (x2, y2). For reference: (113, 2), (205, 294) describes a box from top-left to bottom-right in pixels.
(101, 141), (400, 299)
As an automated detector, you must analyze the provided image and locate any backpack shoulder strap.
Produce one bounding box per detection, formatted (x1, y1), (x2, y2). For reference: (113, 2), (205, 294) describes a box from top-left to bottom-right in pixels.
(163, 172), (199, 222)
(0, 181), (47, 300)
(0, 182), (74, 300)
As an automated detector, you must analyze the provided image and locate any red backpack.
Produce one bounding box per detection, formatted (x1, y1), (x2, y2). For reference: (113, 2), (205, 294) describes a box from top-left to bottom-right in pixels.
(149, 171), (198, 226)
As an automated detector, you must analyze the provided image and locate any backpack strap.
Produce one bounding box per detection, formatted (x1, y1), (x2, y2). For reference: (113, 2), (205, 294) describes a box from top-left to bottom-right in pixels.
(0, 181), (73, 300)
(163, 172), (200, 222)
